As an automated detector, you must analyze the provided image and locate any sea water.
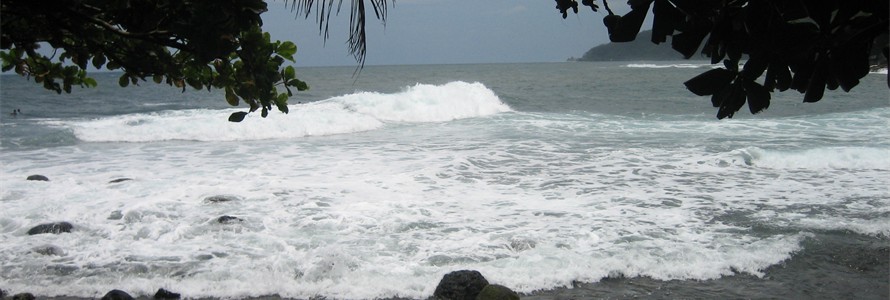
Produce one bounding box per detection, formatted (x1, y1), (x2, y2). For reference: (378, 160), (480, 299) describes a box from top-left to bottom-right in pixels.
(0, 62), (887, 299)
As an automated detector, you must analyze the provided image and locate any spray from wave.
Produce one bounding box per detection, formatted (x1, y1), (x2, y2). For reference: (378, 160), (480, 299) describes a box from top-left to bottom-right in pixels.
(60, 81), (511, 142)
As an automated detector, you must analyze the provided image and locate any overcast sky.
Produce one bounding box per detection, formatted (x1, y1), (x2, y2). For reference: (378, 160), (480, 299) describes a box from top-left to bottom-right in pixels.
(261, 0), (622, 67)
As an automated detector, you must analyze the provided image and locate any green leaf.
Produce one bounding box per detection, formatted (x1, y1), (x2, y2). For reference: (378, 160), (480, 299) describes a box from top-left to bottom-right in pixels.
(276, 93), (289, 113)
(288, 79), (309, 91)
(118, 74), (129, 87)
(283, 66), (295, 80)
(228, 111), (248, 122)
(278, 42), (297, 61)
(152, 75), (163, 84)
(225, 87), (239, 106)
(83, 77), (98, 88)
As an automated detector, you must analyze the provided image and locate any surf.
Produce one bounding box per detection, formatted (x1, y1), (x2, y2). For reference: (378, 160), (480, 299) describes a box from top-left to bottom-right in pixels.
(57, 81), (511, 143)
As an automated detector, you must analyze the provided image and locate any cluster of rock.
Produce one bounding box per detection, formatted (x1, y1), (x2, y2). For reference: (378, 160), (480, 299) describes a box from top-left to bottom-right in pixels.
(17, 175), (521, 299)
(2, 271), (518, 299)
(434, 270), (520, 300)
(22, 175), (244, 236)
(0, 289), (178, 300)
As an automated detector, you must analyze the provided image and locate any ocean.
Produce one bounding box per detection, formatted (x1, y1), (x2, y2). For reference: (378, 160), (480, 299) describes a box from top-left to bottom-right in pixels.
(1, 62), (888, 299)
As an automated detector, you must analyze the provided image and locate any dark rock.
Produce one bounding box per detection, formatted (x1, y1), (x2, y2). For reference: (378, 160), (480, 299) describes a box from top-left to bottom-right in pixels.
(108, 178), (133, 184)
(27, 222), (73, 235)
(0, 288), (5, 298)
(477, 284), (520, 300)
(32, 244), (65, 256)
(204, 195), (240, 203)
(434, 270), (490, 300)
(26, 175), (49, 181)
(217, 215), (243, 224)
(108, 210), (124, 220)
(154, 288), (181, 299)
(12, 293), (36, 300)
(101, 289), (134, 300)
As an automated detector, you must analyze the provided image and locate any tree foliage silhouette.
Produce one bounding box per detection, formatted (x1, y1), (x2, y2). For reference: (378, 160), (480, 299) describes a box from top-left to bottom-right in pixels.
(559, 0), (889, 118)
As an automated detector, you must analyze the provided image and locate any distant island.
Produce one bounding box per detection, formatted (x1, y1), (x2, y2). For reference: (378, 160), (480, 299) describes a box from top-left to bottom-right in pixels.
(570, 30), (693, 62)
(571, 30), (888, 70)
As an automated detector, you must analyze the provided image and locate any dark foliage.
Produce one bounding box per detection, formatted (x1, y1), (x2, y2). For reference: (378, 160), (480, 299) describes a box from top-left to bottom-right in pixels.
(560, 0), (889, 118)
(1, 0), (308, 122)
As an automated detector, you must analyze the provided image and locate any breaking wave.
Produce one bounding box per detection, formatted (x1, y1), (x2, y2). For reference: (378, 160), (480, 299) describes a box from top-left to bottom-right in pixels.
(60, 81), (511, 142)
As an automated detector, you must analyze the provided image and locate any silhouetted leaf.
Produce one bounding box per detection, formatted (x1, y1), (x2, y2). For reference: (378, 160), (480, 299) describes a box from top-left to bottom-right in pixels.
(606, 1), (651, 42)
(744, 81), (770, 114)
(716, 81), (745, 119)
(804, 59), (828, 103)
(829, 42), (870, 92)
(91, 55), (105, 69)
(228, 111), (248, 122)
(684, 68), (736, 96)
(741, 55), (768, 80)
(651, 0), (681, 44)
(671, 27), (709, 58)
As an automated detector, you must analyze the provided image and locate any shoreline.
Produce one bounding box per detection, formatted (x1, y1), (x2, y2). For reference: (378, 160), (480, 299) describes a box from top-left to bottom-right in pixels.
(8, 232), (887, 300)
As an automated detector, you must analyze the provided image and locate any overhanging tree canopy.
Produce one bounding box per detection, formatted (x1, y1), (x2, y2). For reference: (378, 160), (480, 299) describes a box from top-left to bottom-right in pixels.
(1, 0), (310, 122)
(559, 0), (889, 118)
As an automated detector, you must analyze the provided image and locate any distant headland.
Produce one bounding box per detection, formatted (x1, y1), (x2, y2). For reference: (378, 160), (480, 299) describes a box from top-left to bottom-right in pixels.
(570, 30), (888, 70)
(569, 30), (692, 62)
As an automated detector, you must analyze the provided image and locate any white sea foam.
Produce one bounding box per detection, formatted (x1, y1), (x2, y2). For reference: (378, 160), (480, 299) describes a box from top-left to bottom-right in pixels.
(2, 78), (888, 299)
(871, 67), (888, 74)
(58, 81), (511, 142)
(5, 110), (887, 298)
(732, 146), (890, 170)
(626, 63), (711, 69)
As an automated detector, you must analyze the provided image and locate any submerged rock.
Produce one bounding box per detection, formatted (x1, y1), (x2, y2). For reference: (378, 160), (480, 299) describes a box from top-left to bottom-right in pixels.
(12, 293), (36, 300)
(217, 215), (243, 224)
(434, 270), (490, 300)
(154, 288), (181, 299)
(31, 244), (66, 256)
(101, 289), (134, 300)
(27, 222), (73, 235)
(108, 210), (124, 220)
(108, 178), (133, 184)
(26, 175), (49, 181)
(204, 195), (240, 203)
(477, 284), (520, 300)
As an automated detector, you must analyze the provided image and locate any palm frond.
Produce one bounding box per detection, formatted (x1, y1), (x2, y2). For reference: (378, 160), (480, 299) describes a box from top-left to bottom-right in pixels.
(286, 0), (390, 67)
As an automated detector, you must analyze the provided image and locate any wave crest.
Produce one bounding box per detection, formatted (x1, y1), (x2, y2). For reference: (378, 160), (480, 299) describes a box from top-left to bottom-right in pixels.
(63, 81), (511, 142)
